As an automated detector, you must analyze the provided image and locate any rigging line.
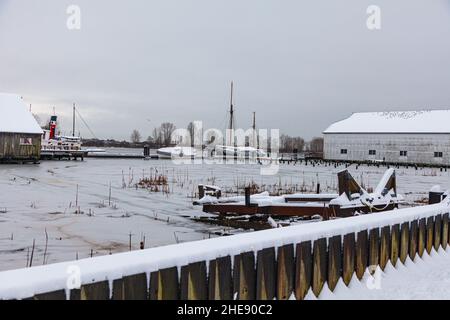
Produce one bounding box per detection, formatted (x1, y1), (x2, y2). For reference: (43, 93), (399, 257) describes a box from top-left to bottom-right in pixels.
(75, 108), (98, 139)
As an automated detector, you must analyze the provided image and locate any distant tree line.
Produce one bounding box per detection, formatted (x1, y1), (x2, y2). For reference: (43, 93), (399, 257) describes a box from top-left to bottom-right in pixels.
(279, 134), (324, 154)
(82, 122), (177, 148)
(84, 122), (324, 153)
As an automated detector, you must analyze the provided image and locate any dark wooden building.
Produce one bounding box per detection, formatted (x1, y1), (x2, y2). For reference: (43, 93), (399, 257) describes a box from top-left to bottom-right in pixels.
(0, 94), (43, 163)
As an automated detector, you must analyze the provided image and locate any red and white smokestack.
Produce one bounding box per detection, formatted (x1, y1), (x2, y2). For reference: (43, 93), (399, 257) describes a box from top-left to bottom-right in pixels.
(49, 115), (58, 140)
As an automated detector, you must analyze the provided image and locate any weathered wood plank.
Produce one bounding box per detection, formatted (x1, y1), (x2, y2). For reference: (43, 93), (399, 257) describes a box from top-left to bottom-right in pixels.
(409, 220), (418, 261)
(426, 217), (434, 254)
(180, 262), (208, 300)
(418, 218), (426, 257)
(368, 229), (379, 274)
(434, 215), (442, 251)
(119, 273), (148, 300)
(294, 241), (312, 300)
(33, 290), (67, 300)
(355, 230), (368, 280)
(233, 252), (256, 300)
(209, 256), (232, 300)
(149, 267), (179, 300)
(80, 281), (110, 300)
(442, 213), (449, 250)
(276, 244), (295, 300)
(312, 238), (327, 297)
(112, 279), (123, 300)
(379, 226), (390, 270)
(400, 222), (409, 264)
(342, 233), (355, 286)
(256, 247), (276, 300)
(69, 289), (81, 300)
(327, 235), (342, 291)
(390, 224), (400, 267)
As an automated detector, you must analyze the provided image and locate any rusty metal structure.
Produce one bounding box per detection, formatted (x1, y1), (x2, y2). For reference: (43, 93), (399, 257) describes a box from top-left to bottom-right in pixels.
(196, 169), (403, 228)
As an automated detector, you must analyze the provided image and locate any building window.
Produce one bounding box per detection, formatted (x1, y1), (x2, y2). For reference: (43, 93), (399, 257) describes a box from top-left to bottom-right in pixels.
(434, 152), (443, 158)
(20, 138), (33, 145)
(340, 149), (347, 154)
(369, 150), (376, 155)
(400, 151), (407, 157)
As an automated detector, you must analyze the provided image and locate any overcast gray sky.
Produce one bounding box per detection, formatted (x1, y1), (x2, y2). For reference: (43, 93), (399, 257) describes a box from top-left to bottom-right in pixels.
(1, 0), (449, 140)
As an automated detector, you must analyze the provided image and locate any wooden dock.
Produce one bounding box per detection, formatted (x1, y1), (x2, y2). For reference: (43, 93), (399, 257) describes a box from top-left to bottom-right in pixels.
(40, 150), (88, 161)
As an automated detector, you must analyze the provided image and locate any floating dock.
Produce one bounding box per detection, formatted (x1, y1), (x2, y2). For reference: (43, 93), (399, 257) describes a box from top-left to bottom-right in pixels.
(40, 150), (88, 161)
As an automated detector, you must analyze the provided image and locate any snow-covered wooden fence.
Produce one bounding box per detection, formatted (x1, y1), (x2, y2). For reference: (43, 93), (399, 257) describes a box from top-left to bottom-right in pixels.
(1, 198), (449, 300)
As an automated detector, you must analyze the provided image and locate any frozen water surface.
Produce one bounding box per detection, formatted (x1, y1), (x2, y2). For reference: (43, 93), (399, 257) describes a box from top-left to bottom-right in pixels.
(0, 155), (449, 271)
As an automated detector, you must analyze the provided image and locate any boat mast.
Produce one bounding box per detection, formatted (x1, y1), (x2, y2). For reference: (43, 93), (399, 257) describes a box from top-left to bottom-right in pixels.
(252, 111), (258, 149)
(228, 82), (235, 146)
(72, 103), (76, 137)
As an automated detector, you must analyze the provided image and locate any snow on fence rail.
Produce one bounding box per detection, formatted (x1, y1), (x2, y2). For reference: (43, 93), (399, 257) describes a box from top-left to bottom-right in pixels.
(1, 198), (450, 300)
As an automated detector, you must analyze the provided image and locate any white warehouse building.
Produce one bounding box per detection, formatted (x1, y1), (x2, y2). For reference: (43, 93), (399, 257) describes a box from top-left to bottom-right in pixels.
(323, 110), (450, 166)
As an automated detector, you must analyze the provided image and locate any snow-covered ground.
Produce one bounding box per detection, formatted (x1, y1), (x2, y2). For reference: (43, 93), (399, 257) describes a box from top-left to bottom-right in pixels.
(0, 155), (449, 272)
(314, 247), (450, 300)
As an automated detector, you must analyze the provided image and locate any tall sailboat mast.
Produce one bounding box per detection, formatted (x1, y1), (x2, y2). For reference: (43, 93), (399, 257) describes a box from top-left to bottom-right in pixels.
(228, 82), (235, 146)
(252, 111), (258, 149)
(72, 103), (76, 137)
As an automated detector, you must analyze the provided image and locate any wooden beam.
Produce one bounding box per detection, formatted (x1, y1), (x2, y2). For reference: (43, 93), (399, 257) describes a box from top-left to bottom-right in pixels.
(399, 222), (409, 264)
(327, 235), (342, 291)
(390, 224), (400, 267)
(295, 241), (312, 300)
(209, 256), (232, 300)
(368, 229), (380, 274)
(356, 230), (368, 280)
(180, 262), (208, 300)
(233, 252), (256, 300)
(276, 244), (295, 300)
(342, 233), (355, 286)
(312, 238), (327, 297)
(426, 217), (434, 254)
(418, 218), (426, 257)
(256, 248), (276, 300)
(379, 226), (391, 270)
(149, 267), (179, 300)
(409, 220), (418, 261)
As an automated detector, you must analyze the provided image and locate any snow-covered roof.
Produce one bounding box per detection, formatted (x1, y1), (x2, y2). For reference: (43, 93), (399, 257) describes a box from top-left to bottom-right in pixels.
(0, 93), (43, 135)
(324, 110), (450, 134)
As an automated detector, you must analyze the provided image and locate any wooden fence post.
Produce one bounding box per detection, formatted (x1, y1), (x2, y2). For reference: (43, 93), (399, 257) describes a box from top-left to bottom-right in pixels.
(80, 281), (110, 300)
(149, 267), (180, 300)
(434, 215), (442, 251)
(379, 226), (390, 270)
(295, 241), (312, 300)
(418, 218), (426, 257)
(208, 256), (232, 300)
(390, 224), (400, 267)
(33, 290), (67, 300)
(355, 230), (368, 280)
(426, 217), (434, 254)
(442, 213), (449, 250)
(233, 252), (256, 300)
(342, 233), (355, 286)
(180, 261), (208, 300)
(276, 244), (295, 300)
(399, 222), (409, 264)
(113, 273), (148, 300)
(256, 248), (276, 300)
(328, 235), (342, 291)
(312, 238), (327, 297)
(368, 229), (379, 274)
(409, 220), (418, 261)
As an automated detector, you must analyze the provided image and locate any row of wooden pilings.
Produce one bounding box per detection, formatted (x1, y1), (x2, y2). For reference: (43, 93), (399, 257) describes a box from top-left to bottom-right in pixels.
(30, 210), (449, 300)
